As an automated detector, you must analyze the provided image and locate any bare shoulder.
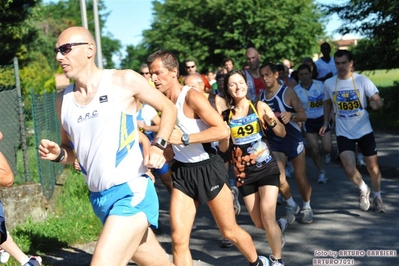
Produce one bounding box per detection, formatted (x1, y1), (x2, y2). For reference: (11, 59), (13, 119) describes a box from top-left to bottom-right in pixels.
(215, 94), (228, 111)
(111, 69), (137, 88)
(285, 86), (298, 98)
(186, 88), (205, 103)
(111, 69), (152, 95)
(256, 100), (265, 110)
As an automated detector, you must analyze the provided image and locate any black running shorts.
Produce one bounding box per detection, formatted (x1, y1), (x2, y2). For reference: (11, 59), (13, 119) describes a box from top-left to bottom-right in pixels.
(239, 174), (280, 197)
(303, 116), (331, 134)
(337, 132), (377, 156)
(171, 155), (228, 205)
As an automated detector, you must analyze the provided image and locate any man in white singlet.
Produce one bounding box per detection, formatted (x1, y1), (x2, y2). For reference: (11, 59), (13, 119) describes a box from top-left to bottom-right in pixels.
(147, 50), (269, 266)
(38, 26), (177, 266)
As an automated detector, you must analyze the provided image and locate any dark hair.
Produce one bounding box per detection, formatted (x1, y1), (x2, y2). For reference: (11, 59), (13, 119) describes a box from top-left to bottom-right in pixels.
(276, 64), (285, 73)
(147, 50), (179, 72)
(259, 62), (279, 74)
(321, 42), (331, 49)
(222, 70), (247, 107)
(216, 73), (226, 81)
(334, 49), (353, 62)
(222, 57), (235, 66)
(297, 63), (311, 73)
(302, 57), (314, 64)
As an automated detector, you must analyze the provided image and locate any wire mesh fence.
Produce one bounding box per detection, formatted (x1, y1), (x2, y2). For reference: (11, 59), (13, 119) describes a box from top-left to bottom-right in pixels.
(0, 58), (64, 200)
(31, 90), (64, 199)
(0, 62), (26, 183)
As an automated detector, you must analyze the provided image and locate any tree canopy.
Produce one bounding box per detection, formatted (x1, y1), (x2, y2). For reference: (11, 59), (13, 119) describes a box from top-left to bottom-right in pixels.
(120, 43), (151, 71)
(325, 0), (399, 70)
(0, 0), (124, 120)
(0, 0), (38, 64)
(143, 0), (325, 73)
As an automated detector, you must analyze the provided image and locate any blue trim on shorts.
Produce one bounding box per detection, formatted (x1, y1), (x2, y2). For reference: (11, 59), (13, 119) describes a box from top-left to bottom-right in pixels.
(90, 176), (159, 228)
(154, 162), (170, 175)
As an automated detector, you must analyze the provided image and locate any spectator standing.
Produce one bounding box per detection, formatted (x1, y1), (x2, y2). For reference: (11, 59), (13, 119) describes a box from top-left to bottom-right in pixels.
(185, 59), (198, 75)
(223, 57), (235, 72)
(206, 70), (218, 94)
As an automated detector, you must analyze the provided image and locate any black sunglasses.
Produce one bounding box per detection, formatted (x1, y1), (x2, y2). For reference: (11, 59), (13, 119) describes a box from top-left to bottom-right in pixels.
(140, 72), (150, 75)
(54, 42), (89, 55)
(186, 65), (196, 69)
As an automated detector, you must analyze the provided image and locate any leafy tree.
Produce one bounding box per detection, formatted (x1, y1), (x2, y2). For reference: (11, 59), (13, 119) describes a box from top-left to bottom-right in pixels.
(0, 0), (39, 64)
(325, 0), (399, 70)
(12, 0), (122, 97)
(33, 0), (118, 71)
(120, 43), (152, 71)
(143, 0), (324, 73)
(101, 36), (122, 69)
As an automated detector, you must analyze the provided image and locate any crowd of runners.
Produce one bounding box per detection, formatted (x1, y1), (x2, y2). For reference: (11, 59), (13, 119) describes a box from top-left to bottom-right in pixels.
(0, 26), (388, 266)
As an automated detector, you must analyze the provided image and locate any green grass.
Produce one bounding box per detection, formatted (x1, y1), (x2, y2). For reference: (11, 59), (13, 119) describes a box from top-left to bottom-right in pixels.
(359, 68), (399, 88)
(354, 69), (399, 132)
(7, 168), (102, 265)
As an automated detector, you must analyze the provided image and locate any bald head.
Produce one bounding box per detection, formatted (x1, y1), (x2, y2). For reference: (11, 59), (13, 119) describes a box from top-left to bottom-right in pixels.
(55, 27), (97, 80)
(283, 59), (291, 68)
(57, 27), (96, 54)
(246, 47), (261, 70)
(246, 47), (259, 56)
(184, 74), (204, 92)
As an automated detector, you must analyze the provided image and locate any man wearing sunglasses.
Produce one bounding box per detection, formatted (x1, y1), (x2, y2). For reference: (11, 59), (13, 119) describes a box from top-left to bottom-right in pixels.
(185, 59), (198, 75)
(139, 64), (153, 84)
(39, 26), (177, 266)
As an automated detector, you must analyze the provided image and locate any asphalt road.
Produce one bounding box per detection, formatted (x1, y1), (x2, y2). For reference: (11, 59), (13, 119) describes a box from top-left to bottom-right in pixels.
(44, 130), (399, 266)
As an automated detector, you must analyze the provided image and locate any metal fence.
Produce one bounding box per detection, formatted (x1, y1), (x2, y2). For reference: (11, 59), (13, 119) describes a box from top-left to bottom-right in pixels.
(0, 58), (64, 200)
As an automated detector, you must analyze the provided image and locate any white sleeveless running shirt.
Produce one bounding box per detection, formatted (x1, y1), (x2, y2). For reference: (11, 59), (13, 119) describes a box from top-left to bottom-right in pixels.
(172, 86), (217, 163)
(61, 70), (146, 192)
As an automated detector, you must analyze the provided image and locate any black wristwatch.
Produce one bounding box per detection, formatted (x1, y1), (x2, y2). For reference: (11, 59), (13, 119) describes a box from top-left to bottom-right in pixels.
(290, 112), (296, 120)
(181, 133), (190, 146)
(152, 137), (168, 151)
(268, 120), (277, 129)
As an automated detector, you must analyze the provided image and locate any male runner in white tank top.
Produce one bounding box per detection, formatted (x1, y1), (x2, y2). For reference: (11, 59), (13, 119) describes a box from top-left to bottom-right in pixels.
(38, 26), (177, 266)
(147, 50), (269, 266)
